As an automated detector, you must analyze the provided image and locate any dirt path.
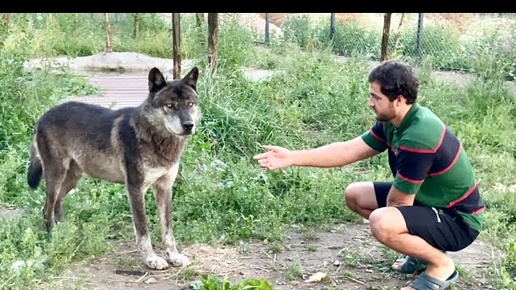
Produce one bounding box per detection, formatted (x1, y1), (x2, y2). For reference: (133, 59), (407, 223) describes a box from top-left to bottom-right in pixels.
(47, 221), (499, 290)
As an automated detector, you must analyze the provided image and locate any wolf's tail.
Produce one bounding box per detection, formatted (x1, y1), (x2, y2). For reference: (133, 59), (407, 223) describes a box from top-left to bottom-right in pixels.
(27, 139), (43, 190)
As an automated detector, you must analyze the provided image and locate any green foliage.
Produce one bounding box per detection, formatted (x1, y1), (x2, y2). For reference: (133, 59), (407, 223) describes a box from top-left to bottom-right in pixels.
(0, 12), (515, 289)
(192, 275), (272, 290)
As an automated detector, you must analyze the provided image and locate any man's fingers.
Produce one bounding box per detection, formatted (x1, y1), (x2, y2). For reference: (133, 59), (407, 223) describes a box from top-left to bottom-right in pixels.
(253, 152), (268, 160)
(262, 145), (282, 152)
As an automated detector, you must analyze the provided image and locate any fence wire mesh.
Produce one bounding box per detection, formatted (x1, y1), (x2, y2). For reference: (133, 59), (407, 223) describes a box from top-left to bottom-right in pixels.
(36, 13), (516, 81)
(258, 13), (516, 79)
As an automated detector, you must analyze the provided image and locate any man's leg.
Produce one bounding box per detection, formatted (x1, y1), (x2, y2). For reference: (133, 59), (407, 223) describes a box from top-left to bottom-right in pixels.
(344, 181), (391, 219)
(368, 206), (479, 289)
(344, 181), (420, 272)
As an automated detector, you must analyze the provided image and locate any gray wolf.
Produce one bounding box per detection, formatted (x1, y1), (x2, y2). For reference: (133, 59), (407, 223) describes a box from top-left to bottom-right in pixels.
(27, 66), (201, 270)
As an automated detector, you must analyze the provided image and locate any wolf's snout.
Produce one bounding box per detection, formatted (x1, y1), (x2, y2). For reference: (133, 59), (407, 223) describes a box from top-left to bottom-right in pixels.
(182, 121), (194, 131)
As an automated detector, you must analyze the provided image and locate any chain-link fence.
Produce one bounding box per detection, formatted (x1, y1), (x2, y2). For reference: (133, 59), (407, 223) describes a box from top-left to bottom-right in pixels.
(20, 13), (516, 81)
(258, 13), (516, 80)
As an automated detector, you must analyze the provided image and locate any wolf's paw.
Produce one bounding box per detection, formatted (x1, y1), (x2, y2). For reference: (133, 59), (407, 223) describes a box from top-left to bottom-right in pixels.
(168, 253), (191, 267)
(145, 254), (169, 270)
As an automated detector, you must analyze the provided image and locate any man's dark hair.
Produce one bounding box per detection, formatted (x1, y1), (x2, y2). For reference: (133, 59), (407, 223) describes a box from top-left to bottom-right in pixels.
(368, 60), (419, 104)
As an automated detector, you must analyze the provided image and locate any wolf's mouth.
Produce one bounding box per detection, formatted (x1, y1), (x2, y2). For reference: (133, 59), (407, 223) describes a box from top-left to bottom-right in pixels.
(164, 122), (194, 136)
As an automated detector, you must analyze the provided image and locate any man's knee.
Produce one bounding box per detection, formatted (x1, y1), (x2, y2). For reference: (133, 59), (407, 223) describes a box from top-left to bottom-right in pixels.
(344, 182), (364, 205)
(344, 181), (375, 208)
(369, 207), (406, 243)
(344, 183), (358, 207)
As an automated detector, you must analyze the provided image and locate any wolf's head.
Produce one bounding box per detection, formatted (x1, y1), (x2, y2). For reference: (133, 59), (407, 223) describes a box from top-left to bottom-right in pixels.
(145, 66), (201, 136)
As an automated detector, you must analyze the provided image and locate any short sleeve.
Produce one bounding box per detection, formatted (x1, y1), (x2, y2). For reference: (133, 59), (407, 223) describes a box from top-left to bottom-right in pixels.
(392, 144), (435, 194)
(361, 121), (388, 152)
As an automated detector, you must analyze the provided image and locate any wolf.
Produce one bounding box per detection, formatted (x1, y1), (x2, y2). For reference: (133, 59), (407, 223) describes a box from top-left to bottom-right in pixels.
(26, 66), (201, 270)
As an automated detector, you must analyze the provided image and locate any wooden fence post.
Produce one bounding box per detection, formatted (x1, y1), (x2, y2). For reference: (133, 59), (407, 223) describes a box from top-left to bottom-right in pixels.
(208, 13), (219, 76)
(380, 13), (391, 61)
(104, 13), (113, 53)
(330, 13), (336, 41)
(172, 13), (182, 79)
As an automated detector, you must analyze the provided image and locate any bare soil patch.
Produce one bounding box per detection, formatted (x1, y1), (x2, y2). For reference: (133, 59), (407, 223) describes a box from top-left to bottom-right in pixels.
(49, 221), (500, 290)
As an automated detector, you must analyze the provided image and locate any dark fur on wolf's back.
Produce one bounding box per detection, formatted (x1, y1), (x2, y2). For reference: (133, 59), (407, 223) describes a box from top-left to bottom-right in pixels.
(27, 66), (201, 270)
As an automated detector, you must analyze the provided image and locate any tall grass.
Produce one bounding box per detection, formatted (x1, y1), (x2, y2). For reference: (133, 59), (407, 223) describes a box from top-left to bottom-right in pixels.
(0, 13), (515, 289)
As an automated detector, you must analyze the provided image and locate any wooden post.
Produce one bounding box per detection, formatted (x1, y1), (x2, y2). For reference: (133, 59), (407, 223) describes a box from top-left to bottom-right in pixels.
(133, 13), (139, 38)
(380, 13), (391, 61)
(330, 13), (336, 41)
(416, 13), (424, 64)
(265, 13), (270, 45)
(208, 13), (218, 76)
(172, 13), (181, 80)
(104, 13), (113, 53)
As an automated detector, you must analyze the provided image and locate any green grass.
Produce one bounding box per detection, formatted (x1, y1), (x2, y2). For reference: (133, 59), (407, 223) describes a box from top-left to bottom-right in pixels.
(0, 13), (515, 289)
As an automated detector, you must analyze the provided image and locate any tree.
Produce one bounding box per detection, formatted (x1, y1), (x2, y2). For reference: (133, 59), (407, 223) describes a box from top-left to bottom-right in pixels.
(208, 13), (218, 76)
(380, 13), (392, 61)
(172, 13), (181, 79)
(104, 13), (113, 53)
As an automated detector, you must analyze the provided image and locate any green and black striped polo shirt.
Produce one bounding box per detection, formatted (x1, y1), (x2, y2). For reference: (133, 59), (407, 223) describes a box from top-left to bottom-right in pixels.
(362, 103), (485, 232)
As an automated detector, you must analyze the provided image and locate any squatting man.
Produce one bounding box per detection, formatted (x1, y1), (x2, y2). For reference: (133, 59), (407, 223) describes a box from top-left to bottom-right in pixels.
(253, 60), (485, 290)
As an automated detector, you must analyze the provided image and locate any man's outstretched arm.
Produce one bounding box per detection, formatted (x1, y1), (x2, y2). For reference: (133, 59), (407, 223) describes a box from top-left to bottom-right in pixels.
(290, 136), (382, 168)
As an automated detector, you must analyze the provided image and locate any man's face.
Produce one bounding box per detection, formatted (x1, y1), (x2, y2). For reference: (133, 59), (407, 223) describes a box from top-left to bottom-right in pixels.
(368, 82), (397, 122)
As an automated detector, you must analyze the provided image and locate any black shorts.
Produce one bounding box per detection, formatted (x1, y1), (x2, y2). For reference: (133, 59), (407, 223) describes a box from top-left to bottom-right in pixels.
(373, 181), (480, 252)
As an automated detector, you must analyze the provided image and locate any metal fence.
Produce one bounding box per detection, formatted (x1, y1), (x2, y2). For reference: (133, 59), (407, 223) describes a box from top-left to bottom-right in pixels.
(257, 13), (516, 78)
(71, 13), (516, 80)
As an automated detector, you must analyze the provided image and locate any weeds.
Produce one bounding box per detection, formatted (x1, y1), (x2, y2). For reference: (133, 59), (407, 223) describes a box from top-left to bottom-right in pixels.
(0, 12), (515, 289)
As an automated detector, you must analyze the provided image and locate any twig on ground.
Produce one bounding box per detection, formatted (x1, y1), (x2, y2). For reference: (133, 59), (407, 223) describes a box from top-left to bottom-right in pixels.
(344, 275), (368, 286)
(135, 272), (149, 283)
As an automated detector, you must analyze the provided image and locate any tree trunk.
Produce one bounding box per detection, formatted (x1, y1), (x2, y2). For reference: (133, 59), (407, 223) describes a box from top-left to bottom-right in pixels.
(390, 13), (405, 59)
(380, 13), (392, 61)
(133, 13), (139, 38)
(104, 13), (113, 53)
(172, 13), (182, 80)
(208, 13), (218, 76)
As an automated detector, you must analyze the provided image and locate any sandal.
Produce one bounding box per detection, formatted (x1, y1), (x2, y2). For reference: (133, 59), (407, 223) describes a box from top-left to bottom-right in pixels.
(407, 270), (459, 289)
(392, 255), (427, 274)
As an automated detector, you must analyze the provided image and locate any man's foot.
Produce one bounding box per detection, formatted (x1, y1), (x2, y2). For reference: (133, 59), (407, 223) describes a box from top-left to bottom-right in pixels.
(401, 256), (457, 290)
(402, 270), (459, 290)
(392, 255), (427, 274)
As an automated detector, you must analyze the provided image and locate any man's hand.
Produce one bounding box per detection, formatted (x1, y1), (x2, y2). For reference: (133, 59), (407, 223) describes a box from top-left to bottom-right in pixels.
(253, 145), (293, 170)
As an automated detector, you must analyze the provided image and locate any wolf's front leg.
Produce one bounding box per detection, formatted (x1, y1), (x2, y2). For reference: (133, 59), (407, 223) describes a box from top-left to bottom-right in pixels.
(126, 182), (169, 270)
(152, 166), (191, 268)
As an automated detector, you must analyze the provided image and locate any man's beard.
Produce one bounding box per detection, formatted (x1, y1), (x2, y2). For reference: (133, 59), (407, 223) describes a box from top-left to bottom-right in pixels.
(374, 107), (396, 122)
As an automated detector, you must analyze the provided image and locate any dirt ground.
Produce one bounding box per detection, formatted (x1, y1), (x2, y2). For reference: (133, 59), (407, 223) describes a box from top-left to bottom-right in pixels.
(46, 221), (500, 290)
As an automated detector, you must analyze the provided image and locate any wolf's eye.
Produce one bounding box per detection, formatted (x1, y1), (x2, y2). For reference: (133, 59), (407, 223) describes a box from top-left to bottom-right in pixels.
(165, 103), (173, 108)
(187, 102), (194, 107)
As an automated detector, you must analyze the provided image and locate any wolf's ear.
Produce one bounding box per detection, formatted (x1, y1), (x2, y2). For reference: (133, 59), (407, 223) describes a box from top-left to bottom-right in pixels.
(148, 67), (167, 93)
(182, 66), (199, 90)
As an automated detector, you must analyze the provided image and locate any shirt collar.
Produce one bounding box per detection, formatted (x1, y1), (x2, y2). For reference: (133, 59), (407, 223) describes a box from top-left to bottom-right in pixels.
(396, 102), (420, 134)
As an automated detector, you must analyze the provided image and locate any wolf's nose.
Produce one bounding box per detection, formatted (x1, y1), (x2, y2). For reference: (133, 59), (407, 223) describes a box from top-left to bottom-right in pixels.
(182, 122), (194, 131)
